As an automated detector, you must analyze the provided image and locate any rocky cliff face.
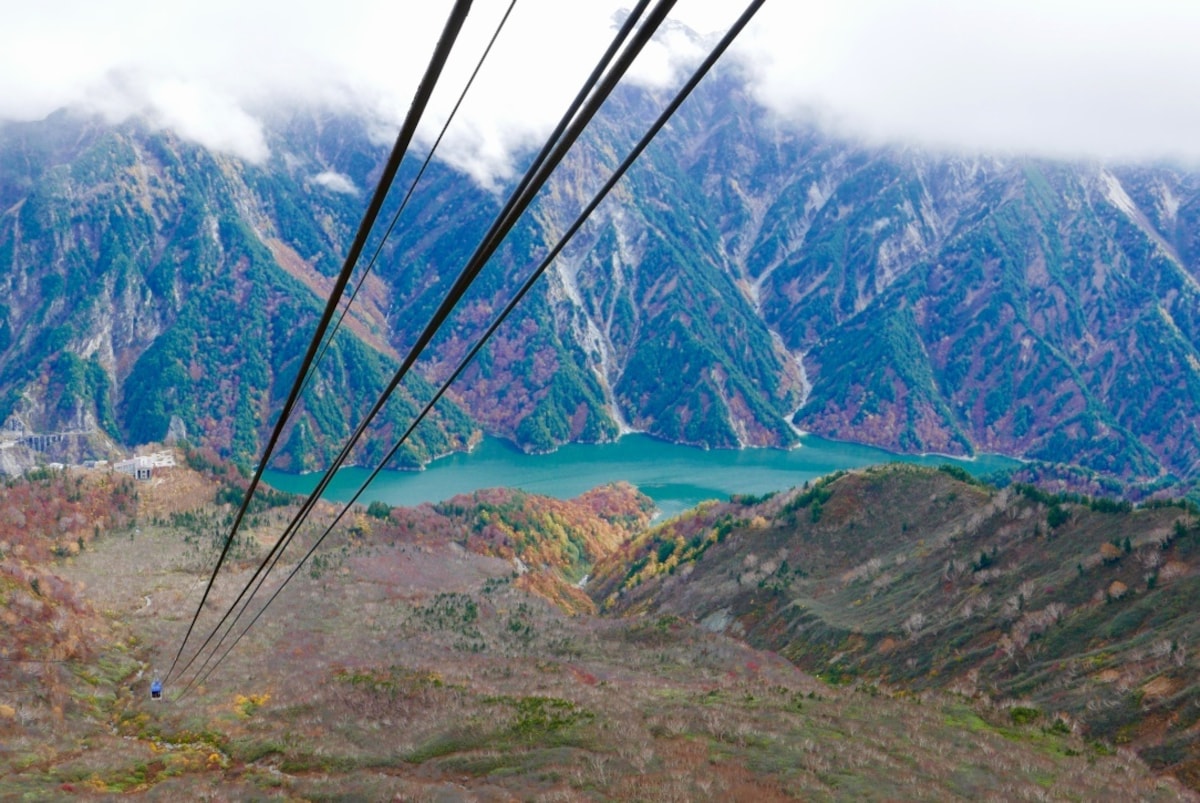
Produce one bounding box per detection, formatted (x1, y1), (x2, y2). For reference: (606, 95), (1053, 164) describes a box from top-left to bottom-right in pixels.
(550, 78), (1200, 485)
(775, 158), (1200, 482)
(0, 112), (476, 472)
(2, 75), (1199, 486)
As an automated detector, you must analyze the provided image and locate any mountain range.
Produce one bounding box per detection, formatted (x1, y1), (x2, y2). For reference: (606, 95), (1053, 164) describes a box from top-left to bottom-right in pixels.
(2, 69), (1199, 491)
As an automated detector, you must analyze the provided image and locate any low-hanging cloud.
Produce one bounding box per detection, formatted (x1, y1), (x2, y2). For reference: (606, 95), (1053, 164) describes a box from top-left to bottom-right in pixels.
(736, 0), (1200, 165)
(2, 0), (1199, 181)
(312, 170), (359, 195)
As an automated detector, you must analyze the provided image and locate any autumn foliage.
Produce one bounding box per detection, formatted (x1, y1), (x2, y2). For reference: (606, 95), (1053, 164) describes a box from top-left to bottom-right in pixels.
(0, 468), (127, 705)
(375, 482), (654, 611)
(0, 468), (137, 562)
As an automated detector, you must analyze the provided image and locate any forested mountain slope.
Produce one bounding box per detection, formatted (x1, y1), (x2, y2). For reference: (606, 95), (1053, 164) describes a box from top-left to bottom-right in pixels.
(0, 112), (475, 471)
(2, 72), (1199, 487)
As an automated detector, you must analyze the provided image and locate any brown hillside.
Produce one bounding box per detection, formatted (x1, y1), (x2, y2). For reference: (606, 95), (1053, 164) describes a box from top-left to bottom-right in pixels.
(594, 464), (1200, 787)
(0, 464), (1193, 798)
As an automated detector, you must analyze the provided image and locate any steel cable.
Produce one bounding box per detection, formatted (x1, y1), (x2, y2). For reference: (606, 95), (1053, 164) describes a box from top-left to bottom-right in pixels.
(170, 0), (669, 696)
(299, 0), (519, 406)
(176, 0), (768, 698)
(166, 0), (476, 684)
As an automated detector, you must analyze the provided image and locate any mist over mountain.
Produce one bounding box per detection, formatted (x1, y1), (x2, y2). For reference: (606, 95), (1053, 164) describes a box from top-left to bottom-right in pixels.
(2, 70), (1199, 490)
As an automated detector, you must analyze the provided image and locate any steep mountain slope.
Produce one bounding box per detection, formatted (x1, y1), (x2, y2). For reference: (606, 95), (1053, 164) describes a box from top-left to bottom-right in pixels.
(3, 71), (1200, 486)
(591, 464), (1200, 784)
(617, 83), (1200, 482)
(779, 160), (1200, 480)
(315, 74), (1200, 483)
(0, 112), (474, 470)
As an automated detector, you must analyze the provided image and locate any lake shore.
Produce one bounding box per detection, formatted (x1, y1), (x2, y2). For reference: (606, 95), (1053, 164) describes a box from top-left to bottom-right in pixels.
(264, 434), (1020, 520)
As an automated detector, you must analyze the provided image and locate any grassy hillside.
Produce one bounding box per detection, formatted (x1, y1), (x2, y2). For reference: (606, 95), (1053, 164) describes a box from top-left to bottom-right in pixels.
(0, 460), (1195, 798)
(593, 463), (1200, 786)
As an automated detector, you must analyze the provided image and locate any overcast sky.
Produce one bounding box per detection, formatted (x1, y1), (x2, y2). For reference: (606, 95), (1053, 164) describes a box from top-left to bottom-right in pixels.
(2, 1), (1199, 183)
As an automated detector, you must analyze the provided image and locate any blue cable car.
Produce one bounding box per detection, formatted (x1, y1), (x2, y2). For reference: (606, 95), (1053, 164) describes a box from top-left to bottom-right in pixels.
(150, 678), (163, 700)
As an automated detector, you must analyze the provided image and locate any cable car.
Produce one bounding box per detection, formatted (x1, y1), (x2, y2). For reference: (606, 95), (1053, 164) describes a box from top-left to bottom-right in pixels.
(150, 678), (163, 700)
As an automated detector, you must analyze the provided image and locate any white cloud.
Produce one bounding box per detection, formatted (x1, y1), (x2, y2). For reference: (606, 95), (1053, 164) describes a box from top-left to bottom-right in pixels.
(404, 2), (724, 186)
(623, 22), (710, 90)
(2, 1), (1199, 176)
(312, 170), (359, 194)
(146, 78), (270, 163)
(734, 0), (1200, 165)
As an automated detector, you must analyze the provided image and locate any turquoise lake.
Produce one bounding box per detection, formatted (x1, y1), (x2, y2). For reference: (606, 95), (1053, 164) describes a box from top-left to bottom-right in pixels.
(263, 435), (1020, 520)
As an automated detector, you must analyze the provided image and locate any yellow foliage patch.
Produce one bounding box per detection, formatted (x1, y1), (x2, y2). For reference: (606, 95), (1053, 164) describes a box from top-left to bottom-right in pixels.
(234, 692), (270, 718)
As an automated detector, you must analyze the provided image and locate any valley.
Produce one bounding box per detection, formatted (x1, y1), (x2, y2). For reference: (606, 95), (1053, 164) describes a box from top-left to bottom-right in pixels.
(2, 10), (1200, 799)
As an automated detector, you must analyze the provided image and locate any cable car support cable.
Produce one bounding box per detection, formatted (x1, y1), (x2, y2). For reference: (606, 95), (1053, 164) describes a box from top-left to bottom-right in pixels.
(170, 0), (662, 695)
(174, 0), (766, 698)
(300, 0), (520, 405)
(169, 0), (668, 695)
(165, 0), (476, 685)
